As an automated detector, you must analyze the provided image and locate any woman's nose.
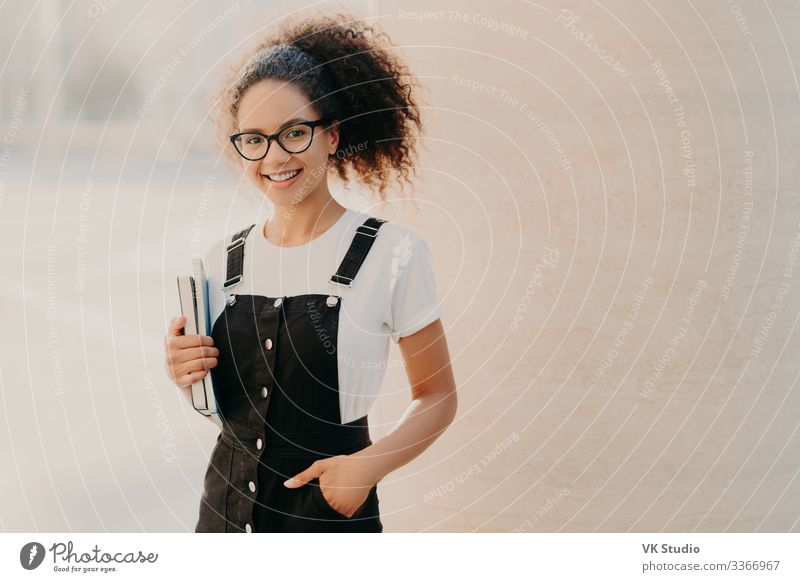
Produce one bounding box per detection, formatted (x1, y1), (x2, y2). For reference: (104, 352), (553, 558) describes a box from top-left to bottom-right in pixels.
(260, 139), (293, 168)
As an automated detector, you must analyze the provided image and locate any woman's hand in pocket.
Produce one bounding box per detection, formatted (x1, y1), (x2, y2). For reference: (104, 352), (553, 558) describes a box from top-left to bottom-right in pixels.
(283, 454), (375, 518)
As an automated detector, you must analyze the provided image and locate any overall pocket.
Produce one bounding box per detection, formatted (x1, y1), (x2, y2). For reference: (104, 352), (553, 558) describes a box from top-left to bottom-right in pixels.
(310, 477), (377, 520)
(310, 478), (349, 519)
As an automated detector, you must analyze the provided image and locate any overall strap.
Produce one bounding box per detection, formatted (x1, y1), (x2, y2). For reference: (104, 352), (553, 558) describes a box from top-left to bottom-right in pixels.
(222, 224), (257, 303)
(330, 216), (387, 288)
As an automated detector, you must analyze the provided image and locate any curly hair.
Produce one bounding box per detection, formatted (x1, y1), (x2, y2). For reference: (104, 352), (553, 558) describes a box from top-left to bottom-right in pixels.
(209, 12), (427, 200)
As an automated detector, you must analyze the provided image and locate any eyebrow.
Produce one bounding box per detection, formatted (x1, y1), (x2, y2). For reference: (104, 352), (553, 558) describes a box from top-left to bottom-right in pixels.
(238, 117), (310, 134)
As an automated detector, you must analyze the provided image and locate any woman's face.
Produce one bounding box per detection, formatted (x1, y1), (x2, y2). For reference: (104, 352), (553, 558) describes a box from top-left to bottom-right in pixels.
(234, 78), (339, 209)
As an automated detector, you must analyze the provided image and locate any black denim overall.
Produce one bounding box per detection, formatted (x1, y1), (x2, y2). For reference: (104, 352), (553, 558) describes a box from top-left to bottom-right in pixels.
(194, 216), (386, 533)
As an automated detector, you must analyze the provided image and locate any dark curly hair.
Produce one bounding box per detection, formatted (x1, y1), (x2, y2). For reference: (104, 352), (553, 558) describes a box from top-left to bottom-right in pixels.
(209, 11), (427, 200)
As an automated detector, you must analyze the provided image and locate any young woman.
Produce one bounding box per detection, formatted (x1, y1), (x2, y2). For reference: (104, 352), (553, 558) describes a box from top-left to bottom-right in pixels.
(164, 13), (457, 533)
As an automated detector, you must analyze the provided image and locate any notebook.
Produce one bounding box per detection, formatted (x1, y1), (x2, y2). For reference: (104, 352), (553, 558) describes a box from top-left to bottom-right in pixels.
(176, 257), (219, 418)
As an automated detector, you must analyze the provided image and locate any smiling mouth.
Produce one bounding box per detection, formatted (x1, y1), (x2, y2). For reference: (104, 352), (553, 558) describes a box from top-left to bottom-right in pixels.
(263, 168), (302, 182)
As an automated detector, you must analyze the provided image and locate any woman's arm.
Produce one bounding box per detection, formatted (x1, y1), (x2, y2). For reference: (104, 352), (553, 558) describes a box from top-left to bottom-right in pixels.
(282, 318), (456, 517)
(351, 318), (457, 484)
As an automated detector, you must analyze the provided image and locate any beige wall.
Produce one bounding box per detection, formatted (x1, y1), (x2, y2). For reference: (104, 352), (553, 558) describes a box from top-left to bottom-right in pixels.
(373, 0), (800, 531)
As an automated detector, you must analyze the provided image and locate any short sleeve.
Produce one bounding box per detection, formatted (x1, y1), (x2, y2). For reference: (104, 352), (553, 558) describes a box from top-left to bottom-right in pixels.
(385, 233), (444, 343)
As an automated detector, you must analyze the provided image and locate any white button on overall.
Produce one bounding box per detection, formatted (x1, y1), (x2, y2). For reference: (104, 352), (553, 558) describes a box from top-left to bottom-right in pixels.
(248, 481), (256, 493)
(261, 386), (269, 398)
(264, 338), (273, 350)
(245, 523), (252, 533)
(256, 438), (263, 450)
(326, 296), (338, 307)
(273, 297), (283, 308)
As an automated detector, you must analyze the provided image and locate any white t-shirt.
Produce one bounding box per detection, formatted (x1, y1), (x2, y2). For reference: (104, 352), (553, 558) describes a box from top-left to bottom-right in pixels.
(203, 208), (445, 424)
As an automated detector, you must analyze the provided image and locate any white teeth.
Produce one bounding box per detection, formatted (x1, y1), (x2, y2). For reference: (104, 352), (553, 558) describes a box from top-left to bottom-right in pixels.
(267, 169), (300, 182)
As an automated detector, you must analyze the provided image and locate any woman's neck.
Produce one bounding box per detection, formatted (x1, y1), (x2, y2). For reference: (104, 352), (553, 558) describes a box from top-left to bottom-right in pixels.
(264, 196), (347, 247)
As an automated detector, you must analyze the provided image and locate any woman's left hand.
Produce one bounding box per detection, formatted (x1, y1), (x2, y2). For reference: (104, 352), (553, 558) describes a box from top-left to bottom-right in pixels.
(283, 453), (377, 518)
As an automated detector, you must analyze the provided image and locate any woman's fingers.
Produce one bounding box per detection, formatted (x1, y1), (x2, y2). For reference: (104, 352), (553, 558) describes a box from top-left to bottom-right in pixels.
(182, 356), (218, 373)
(165, 341), (218, 363)
(168, 354), (218, 382)
(164, 316), (218, 385)
(165, 316), (215, 348)
(168, 333), (216, 350)
(178, 346), (219, 361)
(176, 369), (209, 388)
(167, 315), (186, 337)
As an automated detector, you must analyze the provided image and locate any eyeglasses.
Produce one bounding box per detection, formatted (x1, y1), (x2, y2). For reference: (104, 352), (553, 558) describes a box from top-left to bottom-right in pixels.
(229, 117), (335, 161)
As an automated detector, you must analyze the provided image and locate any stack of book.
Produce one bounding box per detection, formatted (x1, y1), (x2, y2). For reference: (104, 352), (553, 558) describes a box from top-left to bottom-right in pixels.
(176, 257), (219, 419)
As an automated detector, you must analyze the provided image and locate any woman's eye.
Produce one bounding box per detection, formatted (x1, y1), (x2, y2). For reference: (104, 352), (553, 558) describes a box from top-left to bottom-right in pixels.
(246, 136), (263, 144)
(286, 130), (302, 138)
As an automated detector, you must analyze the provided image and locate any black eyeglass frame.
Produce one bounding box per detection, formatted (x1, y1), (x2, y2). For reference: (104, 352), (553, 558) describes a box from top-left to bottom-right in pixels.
(229, 117), (336, 161)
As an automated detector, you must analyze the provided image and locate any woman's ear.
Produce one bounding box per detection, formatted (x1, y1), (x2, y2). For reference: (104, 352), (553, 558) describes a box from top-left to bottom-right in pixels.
(327, 119), (340, 155)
